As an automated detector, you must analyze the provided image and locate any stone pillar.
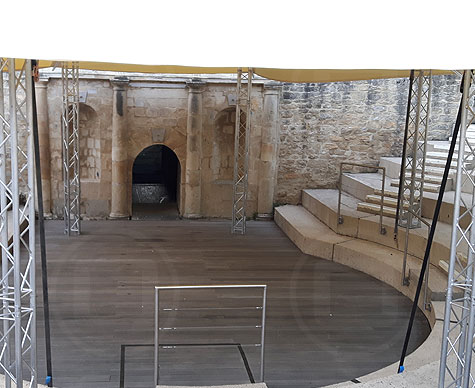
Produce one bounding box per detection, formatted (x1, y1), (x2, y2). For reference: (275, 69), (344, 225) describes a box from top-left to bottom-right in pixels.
(183, 81), (205, 218)
(35, 79), (52, 217)
(257, 83), (280, 219)
(109, 77), (129, 219)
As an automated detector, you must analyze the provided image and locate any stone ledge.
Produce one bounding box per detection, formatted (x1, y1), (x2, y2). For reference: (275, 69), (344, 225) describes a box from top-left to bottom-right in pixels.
(302, 188), (466, 275)
(274, 205), (351, 260)
(274, 204), (443, 324)
(275, 204), (449, 388)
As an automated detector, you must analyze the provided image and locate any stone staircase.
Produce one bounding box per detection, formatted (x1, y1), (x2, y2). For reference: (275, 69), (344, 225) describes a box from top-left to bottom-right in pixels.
(355, 124), (475, 221)
(274, 176), (471, 310)
(275, 187), (451, 307)
(274, 126), (475, 316)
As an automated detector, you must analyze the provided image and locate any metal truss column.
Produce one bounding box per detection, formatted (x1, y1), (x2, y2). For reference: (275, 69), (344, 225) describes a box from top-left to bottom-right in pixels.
(0, 58), (37, 388)
(396, 70), (432, 286)
(398, 70), (432, 230)
(439, 70), (475, 388)
(232, 68), (253, 234)
(61, 62), (80, 235)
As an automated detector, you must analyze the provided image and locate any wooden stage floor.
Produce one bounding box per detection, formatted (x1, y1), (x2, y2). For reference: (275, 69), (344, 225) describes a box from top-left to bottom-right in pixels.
(34, 220), (430, 388)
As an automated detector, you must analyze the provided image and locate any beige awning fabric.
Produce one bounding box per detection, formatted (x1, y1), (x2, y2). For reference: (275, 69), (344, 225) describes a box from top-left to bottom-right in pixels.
(253, 68), (452, 83)
(4, 59), (453, 83)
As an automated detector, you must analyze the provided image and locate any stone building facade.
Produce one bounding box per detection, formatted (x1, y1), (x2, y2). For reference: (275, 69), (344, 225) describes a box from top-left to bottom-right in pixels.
(36, 73), (279, 219)
(35, 72), (460, 219)
(276, 75), (460, 204)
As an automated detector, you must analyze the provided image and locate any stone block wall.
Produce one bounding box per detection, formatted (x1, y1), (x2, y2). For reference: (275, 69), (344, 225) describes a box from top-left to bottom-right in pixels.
(276, 74), (461, 205)
(44, 76), (267, 219)
(41, 72), (461, 218)
(201, 84), (264, 217)
(47, 78), (113, 218)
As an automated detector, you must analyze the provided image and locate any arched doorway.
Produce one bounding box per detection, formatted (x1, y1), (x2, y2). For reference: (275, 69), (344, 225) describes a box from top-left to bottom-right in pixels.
(132, 145), (180, 219)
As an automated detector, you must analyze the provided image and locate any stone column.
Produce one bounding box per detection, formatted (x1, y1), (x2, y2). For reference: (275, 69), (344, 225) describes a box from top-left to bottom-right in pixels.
(183, 81), (205, 218)
(257, 83), (280, 219)
(35, 79), (52, 217)
(109, 77), (129, 219)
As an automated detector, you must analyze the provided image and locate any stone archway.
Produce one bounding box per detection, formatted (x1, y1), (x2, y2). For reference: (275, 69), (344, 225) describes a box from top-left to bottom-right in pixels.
(131, 144), (181, 219)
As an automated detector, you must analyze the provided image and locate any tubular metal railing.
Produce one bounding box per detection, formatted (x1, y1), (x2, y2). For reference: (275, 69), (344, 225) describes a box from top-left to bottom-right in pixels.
(337, 162), (386, 235)
(154, 284), (267, 385)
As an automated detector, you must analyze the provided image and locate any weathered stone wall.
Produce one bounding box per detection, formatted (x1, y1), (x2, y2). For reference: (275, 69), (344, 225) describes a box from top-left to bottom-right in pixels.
(47, 78), (113, 218)
(276, 74), (460, 205)
(44, 76), (266, 219)
(201, 84), (263, 217)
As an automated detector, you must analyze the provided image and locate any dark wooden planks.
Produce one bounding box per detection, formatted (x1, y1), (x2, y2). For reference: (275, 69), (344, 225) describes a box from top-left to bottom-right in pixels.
(33, 220), (430, 388)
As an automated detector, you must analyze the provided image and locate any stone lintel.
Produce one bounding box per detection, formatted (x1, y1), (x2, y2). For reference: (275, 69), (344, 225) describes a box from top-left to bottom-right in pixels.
(264, 82), (281, 94)
(186, 79), (206, 92)
(35, 79), (49, 89)
(111, 77), (129, 90)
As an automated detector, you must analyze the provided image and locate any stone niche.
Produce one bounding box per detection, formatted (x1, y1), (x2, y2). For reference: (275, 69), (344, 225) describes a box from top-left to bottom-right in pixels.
(79, 103), (101, 180)
(211, 107), (237, 182)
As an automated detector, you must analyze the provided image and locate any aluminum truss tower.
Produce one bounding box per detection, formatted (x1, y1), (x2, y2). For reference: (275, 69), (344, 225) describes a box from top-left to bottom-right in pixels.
(0, 58), (37, 388)
(398, 70), (432, 230)
(439, 70), (475, 388)
(61, 62), (80, 235)
(396, 70), (432, 286)
(232, 68), (253, 234)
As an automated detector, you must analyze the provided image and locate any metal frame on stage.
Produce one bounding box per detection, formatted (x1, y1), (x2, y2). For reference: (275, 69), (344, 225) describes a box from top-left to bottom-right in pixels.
(395, 70), (432, 289)
(439, 69), (475, 388)
(232, 68), (253, 234)
(0, 58), (37, 388)
(61, 61), (80, 236)
(154, 284), (267, 385)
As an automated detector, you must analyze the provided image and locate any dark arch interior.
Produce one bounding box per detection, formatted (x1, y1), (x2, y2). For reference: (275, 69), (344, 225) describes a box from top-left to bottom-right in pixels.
(132, 145), (180, 219)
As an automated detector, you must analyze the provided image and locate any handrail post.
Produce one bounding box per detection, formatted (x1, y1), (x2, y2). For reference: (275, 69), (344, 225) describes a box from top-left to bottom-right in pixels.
(153, 284), (267, 385)
(260, 285), (267, 382)
(154, 288), (159, 385)
(338, 162), (386, 234)
(337, 163), (343, 224)
(380, 167), (387, 235)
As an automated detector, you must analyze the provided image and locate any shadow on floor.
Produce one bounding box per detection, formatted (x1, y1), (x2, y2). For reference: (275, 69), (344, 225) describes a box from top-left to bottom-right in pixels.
(131, 203), (180, 220)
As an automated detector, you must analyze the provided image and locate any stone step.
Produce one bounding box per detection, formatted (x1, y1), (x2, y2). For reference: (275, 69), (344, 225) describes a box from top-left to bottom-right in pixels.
(373, 189), (399, 199)
(426, 151), (453, 161)
(341, 172), (393, 202)
(438, 260), (466, 283)
(275, 201), (448, 306)
(426, 150), (474, 162)
(274, 204), (351, 260)
(301, 188), (468, 272)
(390, 179), (441, 193)
(372, 189), (433, 200)
(406, 167), (457, 178)
(402, 173), (451, 185)
(379, 156), (457, 182)
(342, 173), (463, 226)
(425, 158), (458, 169)
(356, 202), (397, 218)
(431, 143), (473, 154)
(366, 194), (399, 208)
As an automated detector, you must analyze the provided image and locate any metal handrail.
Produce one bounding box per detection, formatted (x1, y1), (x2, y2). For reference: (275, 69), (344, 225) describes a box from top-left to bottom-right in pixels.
(337, 162), (387, 235)
(154, 284), (267, 385)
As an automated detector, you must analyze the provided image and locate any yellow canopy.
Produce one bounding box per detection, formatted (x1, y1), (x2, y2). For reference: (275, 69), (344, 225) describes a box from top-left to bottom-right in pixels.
(4, 59), (453, 83)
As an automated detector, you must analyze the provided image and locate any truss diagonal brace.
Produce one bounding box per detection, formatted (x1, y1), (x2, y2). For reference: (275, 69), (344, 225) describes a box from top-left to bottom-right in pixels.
(0, 57), (37, 388)
(61, 62), (81, 235)
(439, 70), (475, 388)
(232, 68), (253, 234)
(397, 70), (432, 230)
